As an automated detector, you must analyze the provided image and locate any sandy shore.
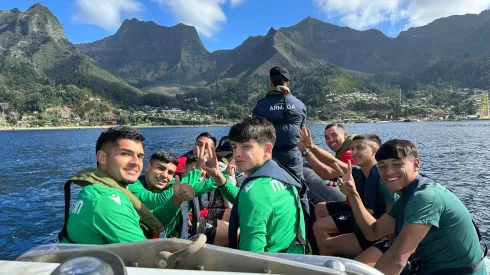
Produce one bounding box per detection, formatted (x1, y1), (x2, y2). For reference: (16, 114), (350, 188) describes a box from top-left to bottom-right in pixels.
(0, 124), (234, 131)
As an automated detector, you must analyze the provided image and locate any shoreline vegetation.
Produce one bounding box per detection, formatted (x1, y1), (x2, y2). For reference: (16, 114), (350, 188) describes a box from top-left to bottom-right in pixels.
(0, 124), (235, 132)
(1, 119), (487, 132)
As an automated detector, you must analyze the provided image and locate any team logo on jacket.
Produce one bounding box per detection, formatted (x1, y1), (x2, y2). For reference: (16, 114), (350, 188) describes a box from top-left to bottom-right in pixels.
(108, 194), (121, 205)
(245, 182), (255, 193)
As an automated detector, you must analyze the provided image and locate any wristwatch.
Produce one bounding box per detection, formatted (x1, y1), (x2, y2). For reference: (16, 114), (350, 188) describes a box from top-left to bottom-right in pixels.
(301, 148), (311, 157)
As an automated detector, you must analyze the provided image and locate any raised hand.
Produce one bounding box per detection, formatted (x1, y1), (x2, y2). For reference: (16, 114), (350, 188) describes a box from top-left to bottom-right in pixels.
(195, 143), (208, 171)
(201, 145), (221, 177)
(225, 158), (237, 176)
(300, 125), (313, 149)
(337, 160), (357, 196)
(171, 175), (196, 206)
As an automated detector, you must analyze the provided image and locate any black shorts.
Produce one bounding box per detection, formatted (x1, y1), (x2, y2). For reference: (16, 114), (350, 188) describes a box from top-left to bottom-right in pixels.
(196, 217), (217, 244)
(326, 201), (355, 234)
(326, 201), (351, 215)
(207, 208), (225, 220)
(331, 211), (355, 234)
(354, 231), (391, 252)
(371, 237), (391, 253)
(326, 201), (390, 253)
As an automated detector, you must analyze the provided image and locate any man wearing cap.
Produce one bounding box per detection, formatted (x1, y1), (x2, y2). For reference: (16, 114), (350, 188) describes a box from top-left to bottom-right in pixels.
(208, 136), (239, 222)
(252, 66), (309, 214)
(191, 136), (240, 247)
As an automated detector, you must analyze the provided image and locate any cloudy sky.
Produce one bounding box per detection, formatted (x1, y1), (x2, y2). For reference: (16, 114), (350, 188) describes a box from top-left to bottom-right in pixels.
(2, 0), (490, 51)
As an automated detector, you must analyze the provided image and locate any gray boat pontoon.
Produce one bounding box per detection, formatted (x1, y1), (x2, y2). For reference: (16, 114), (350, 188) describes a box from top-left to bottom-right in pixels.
(9, 234), (384, 275)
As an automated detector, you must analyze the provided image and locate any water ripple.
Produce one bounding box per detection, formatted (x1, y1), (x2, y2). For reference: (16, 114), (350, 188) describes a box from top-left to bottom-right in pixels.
(1, 123), (489, 259)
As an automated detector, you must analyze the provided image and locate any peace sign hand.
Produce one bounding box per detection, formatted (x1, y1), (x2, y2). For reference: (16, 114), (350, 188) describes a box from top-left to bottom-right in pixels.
(337, 160), (357, 196)
(195, 143), (208, 171)
(200, 145), (221, 177)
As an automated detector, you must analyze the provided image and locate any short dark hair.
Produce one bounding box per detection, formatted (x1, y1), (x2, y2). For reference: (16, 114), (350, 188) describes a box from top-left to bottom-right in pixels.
(185, 154), (198, 166)
(353, 134), (382, 147)
(375, 139), (419, 162)
(325, 123), (346, 132)
(270, 74), (288, 86)
(150, 151), (178, 166)
(95, 126), (145, 153)
(229, 117), (276, 145)
(196, 132), (217, 147)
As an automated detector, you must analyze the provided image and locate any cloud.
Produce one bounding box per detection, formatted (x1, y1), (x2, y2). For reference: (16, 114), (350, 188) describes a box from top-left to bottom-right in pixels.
(73, 0), (144, 31)
(313, 0), (490, 32)
(153, 0), (245, 37)
(313, 0), (401, 29)
(230, 0), (245, 8)
(404, 0), (490, 28)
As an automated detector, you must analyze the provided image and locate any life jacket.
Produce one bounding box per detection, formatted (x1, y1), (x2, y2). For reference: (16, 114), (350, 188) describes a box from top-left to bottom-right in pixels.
(58, 169), (163, 243)
(396, 175), (487, 275)
(180, 197), (201, 239)
(137, 174), (200, 239)
(208, 158), (232, 210)
(351, 165), (386, 219)
(228, 159), (306, 253)
(335, 134), (356, 160)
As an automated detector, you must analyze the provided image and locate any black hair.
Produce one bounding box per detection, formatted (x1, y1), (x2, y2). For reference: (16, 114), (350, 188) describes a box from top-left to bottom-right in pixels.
(185, 155), (198, 166)
(325, 123), (346, 132)
(229, 117), (276, 145)
(95, 126), (145, 153)
(353, 134), (382, 147)
(196, 132), (217, 147)
(270, 74), (288, 86)
(150, 151), (178, 166)
(375, 139), (419, 162)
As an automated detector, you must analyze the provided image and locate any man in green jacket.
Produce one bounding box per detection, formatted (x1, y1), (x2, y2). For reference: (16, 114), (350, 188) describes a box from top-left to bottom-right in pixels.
(139, 151), (179, 193)
(129, 144), (238, 240)
(228, 117), (306, 253)
(63, 126), (195, 244)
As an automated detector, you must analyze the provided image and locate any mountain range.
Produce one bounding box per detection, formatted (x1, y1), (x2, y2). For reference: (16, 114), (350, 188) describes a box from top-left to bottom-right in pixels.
(0, 3), (146, 109)
(76, 10), (490, 89)
(1, 3), (490, 120)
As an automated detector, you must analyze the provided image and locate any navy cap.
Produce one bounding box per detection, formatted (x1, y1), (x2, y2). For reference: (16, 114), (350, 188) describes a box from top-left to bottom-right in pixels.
(216, 136), (232, 156)
(270, 66), (290, 81)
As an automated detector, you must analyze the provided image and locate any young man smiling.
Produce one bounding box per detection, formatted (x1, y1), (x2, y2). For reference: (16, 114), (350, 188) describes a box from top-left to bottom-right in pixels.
(338, 139), (486, 274)
(313, 134), (395, 263)
(228, 117), (306, 253)
(299, 123), (356, 181)
(139, 152), (179, 193)
(61, 126), (195, 244)
(128, 144), (238, 241)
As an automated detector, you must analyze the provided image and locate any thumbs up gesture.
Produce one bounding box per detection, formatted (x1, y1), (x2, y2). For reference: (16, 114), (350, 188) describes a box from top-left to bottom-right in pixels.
(171, 175), (196, 206)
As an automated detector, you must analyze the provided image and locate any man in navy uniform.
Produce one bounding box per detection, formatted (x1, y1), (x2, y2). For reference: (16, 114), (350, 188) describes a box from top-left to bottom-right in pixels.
(253, 66), (309, 214)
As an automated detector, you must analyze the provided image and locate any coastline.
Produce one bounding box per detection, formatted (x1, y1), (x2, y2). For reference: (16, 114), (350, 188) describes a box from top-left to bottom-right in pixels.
(0, 119), (486, 132)
(0, 124), (234, 132)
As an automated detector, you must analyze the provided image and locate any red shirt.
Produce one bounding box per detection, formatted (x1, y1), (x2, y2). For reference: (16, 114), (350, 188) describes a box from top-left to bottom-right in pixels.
(176, 155), (187, 174)
(338, 149), (354, 165)
(338, 149), (355, 205)
(177, 153), (210, 219)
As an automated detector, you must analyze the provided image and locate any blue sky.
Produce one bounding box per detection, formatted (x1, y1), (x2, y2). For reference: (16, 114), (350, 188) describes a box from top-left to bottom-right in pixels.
(2, 0), (490, 52)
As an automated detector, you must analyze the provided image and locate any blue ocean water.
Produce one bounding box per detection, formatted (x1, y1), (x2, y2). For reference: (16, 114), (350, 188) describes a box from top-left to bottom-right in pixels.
(0, 122), (489, 260)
